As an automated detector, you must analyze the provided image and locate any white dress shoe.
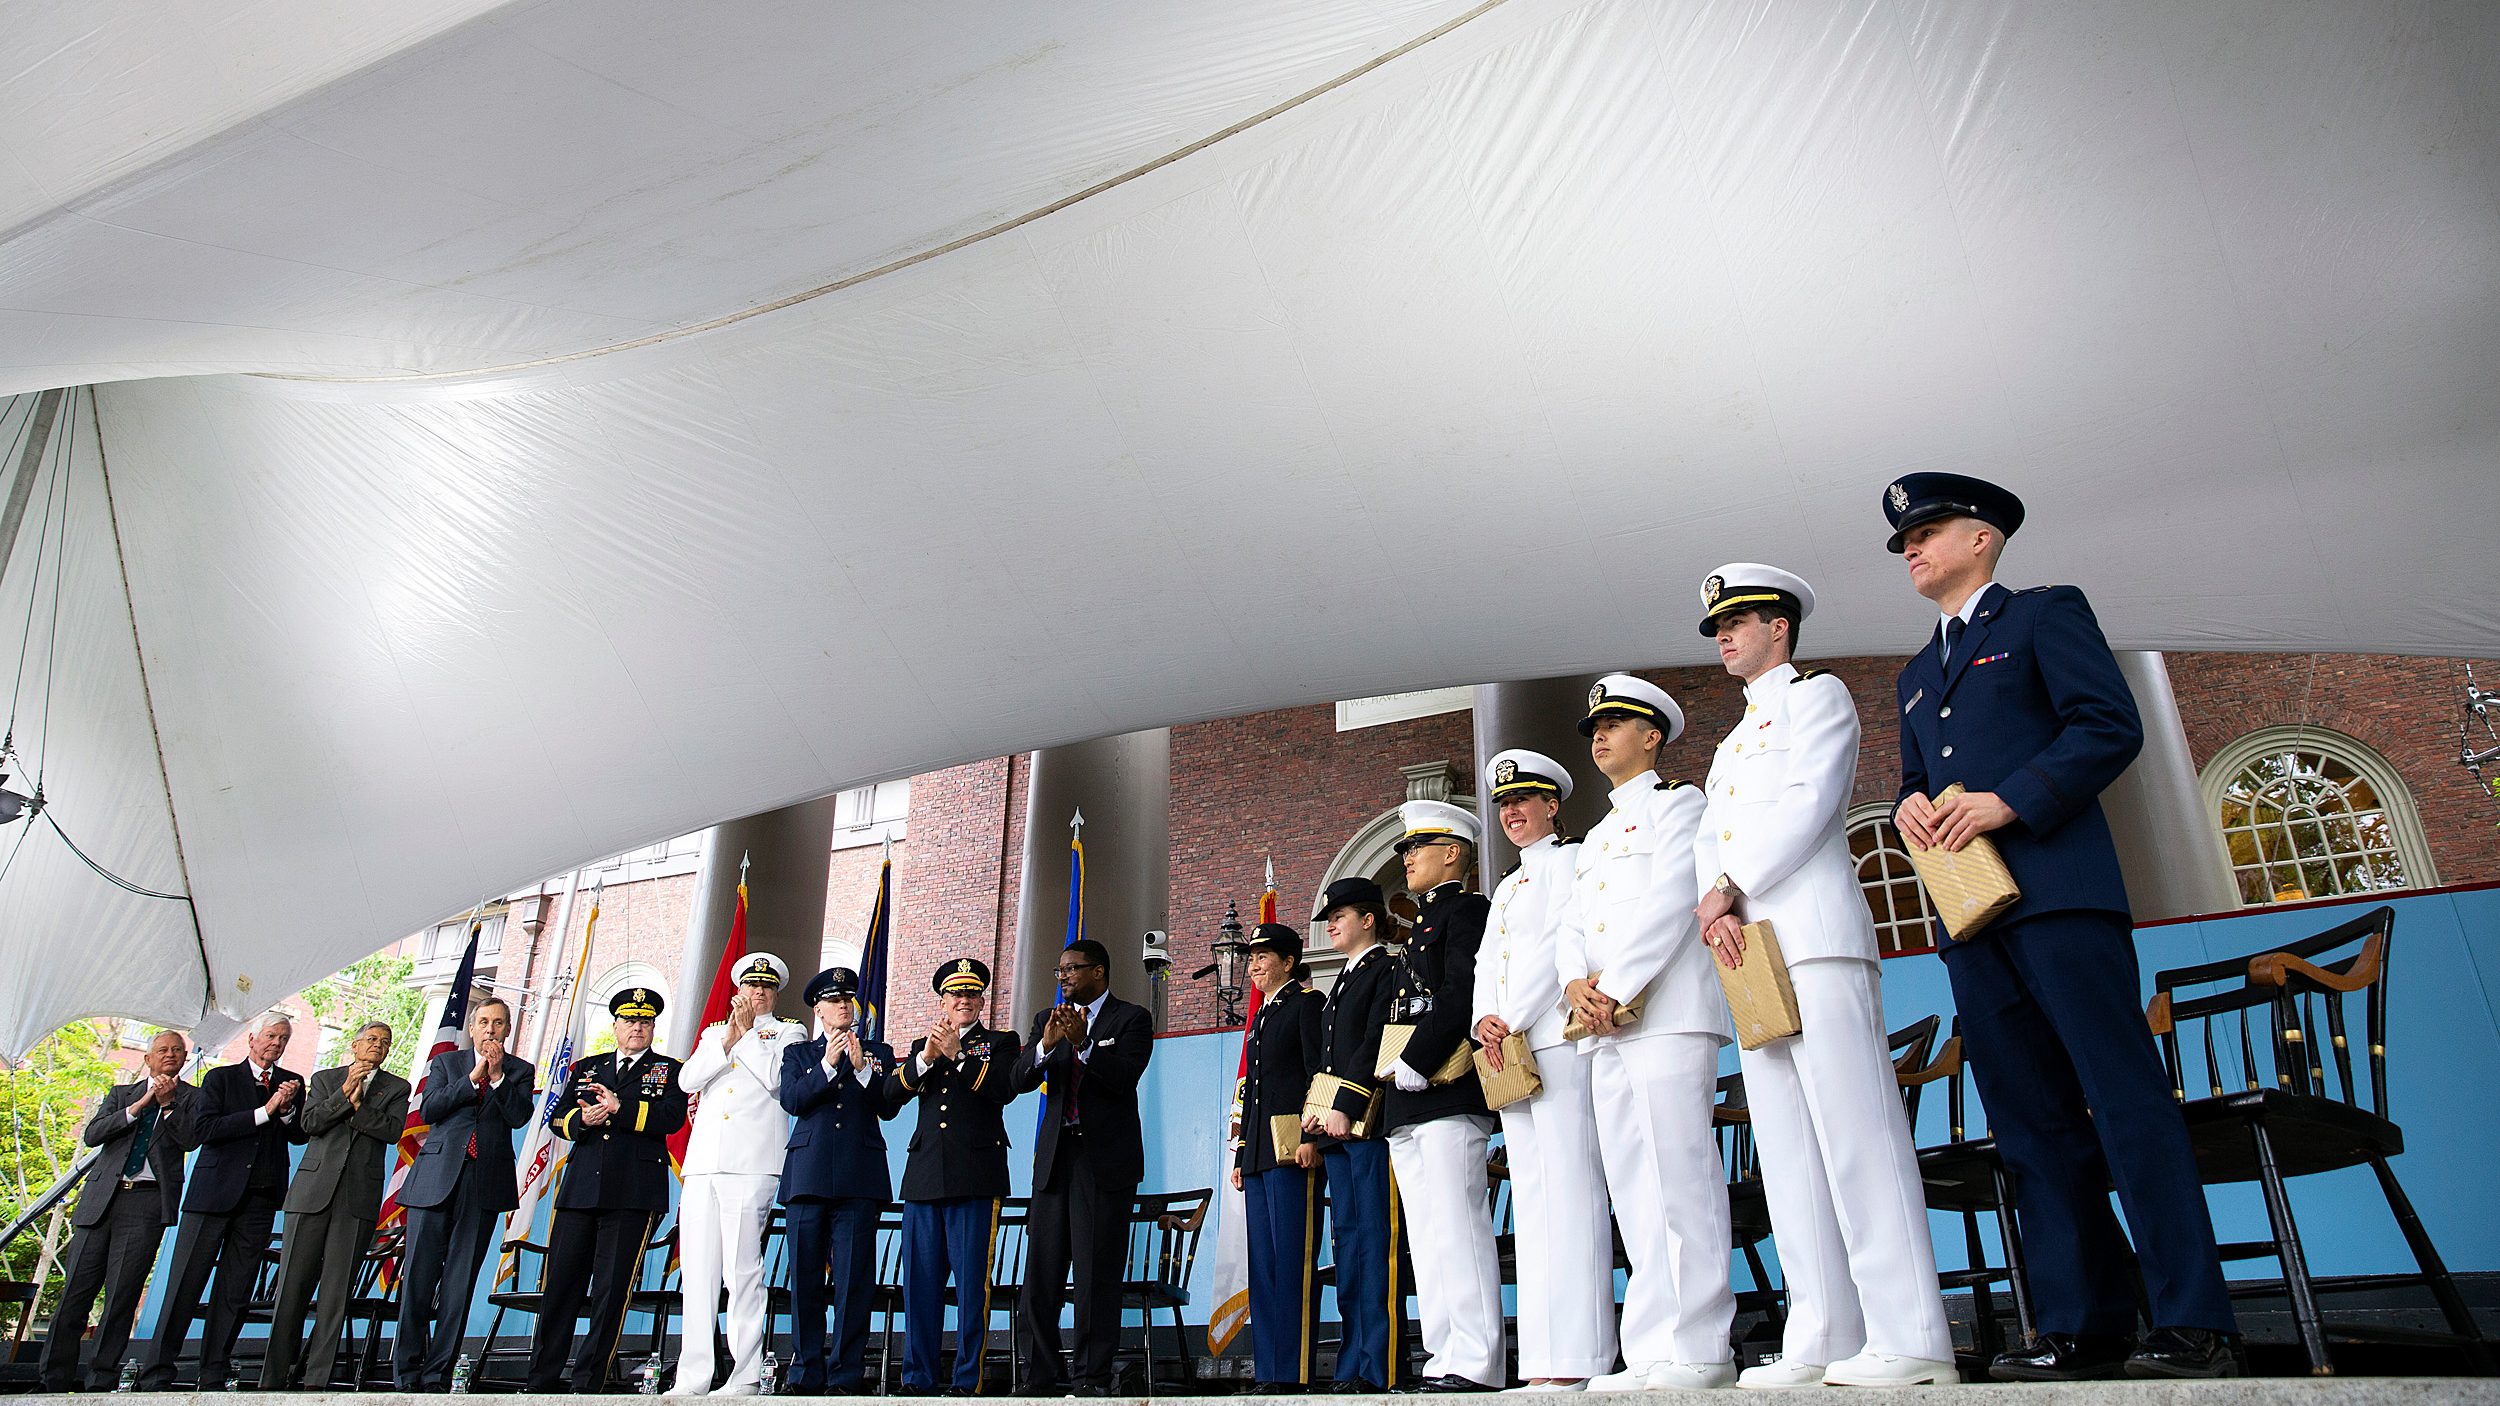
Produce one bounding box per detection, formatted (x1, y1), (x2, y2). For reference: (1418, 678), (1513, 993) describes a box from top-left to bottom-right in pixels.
(1821, 1352), (1956, 1387)
(1644, 1361), (1738, 1390)
(664, 1378), (708, 1397)
(708, 1384), (760, 1398)
(1735, 1359), (1825, 1389)
(1589, 1364), (1657, 1391)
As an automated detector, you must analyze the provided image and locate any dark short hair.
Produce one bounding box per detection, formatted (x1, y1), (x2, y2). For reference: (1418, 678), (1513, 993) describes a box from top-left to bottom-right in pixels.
(472, 996), (511, 1023)
(1732, 601), (1802, 657)
(1333, 903), (1390, 935)
(1060, 939), (1111, 971)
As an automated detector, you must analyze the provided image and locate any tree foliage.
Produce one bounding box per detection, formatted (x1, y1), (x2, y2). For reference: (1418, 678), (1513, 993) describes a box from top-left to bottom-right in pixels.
(299, 952), (425, 1076)
(0, 1020), (123, 1300)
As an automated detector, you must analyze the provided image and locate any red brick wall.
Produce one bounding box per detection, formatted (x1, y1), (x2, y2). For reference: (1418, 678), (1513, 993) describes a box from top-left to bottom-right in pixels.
(508, 871), (695, 1057)
(884, 754), (1025, 1039)
(2165, 652), (2500, 888)
(1163, 702), (1479, 1030)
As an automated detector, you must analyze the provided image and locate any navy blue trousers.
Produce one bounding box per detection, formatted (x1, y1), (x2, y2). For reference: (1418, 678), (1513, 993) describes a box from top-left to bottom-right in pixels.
(1942, 907), (2236, 1335)
(902, 1197), (999, 1391)
(1320, 1140), (1403, 1388)
(1245, 1166), (1320, 1385)
(785, 1197), (881, 1392)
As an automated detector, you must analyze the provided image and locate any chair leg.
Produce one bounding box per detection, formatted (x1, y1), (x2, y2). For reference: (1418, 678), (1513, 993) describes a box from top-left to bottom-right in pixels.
(1988, 1163), (2037, 1348)
(2368, 1157), (2495, 1374)
(2249, 1117), (2332, 1376)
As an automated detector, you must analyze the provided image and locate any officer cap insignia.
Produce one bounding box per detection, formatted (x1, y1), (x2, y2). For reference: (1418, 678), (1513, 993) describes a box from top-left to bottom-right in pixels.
(1587, 680), (1606, 710)
(1494, 758), (1517, 785)
(1703, 573), (1724, 607)
(1888, 481), (1909, 512)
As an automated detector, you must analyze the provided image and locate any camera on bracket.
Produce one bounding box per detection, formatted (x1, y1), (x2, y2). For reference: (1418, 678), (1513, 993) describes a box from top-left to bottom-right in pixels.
(1140, 930), (1171, 975)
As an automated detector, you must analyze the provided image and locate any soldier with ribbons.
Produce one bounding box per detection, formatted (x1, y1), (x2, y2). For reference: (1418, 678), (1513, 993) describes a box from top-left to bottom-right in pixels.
(1472, 749), (1612, 1391)
(1300, 877), (1404, 1394)
(1693, 564), (1955, 1387)
(1231, 923), (1325, 1392)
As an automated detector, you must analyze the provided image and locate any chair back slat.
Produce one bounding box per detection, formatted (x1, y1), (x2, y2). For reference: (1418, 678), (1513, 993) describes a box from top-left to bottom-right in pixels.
(2150, 904), (2395, 1114)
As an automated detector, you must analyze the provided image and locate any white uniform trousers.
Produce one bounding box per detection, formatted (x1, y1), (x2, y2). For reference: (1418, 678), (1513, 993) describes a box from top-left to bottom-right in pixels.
(1498, 1044), (1616, 1379)
(671, 1172), (779, 1393)
(1738, 958), (1953, 1365)
(1589, 1033), (1735, 1368)
(1384, 1115), (1505, 1387)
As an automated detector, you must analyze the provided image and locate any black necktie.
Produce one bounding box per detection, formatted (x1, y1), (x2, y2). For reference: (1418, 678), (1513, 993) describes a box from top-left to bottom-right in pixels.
(123, 1103), (158, 1179)
(1945, 615), (1965, 665)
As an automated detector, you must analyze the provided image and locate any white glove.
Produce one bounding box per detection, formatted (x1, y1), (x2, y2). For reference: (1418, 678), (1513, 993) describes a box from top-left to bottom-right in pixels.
(1390, 1060), (1428, 1094)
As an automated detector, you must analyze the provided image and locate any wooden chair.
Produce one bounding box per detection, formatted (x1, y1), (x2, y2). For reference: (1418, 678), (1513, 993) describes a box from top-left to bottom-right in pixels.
(1116, 1189), (1212, 1393)
(0, 1280), (40, 1390)
(975, 1196), (1030, 1393)
(2147, 904), (2492, 1376)
(480, 1235), (553, 1383)
(866, 1203), (907, 1394)
(342, 1225), (405, 1389)
(1903, 1020), (2034, 1369)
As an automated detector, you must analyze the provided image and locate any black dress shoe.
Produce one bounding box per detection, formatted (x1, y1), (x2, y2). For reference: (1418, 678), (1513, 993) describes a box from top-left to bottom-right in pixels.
(1411, 1376), (1497, 1394)
(1989, 1333), (2136, 1382)
(1334, 1380), (1385, 1395)
(1064, 1386), (1111, 1397)
(2126, 1327), (2244, 1379)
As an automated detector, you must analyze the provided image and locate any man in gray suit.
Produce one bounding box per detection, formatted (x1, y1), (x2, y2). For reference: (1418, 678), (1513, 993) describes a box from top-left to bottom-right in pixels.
(394, 998), (537, 1391)
(40, 1030), (200, 1392)
(260, 1022), (411, 1390)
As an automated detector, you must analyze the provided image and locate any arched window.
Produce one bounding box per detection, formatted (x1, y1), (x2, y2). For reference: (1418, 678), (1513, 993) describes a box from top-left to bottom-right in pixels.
(1846, 804), (1939, 958)
(2199, 726), (2438, 907)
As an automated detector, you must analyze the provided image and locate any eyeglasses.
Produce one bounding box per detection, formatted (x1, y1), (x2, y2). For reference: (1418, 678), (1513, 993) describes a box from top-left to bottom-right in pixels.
(1053, 962), (1104, 976)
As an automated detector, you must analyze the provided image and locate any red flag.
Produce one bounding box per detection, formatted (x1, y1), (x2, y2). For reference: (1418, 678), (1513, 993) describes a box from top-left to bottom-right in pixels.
(668, 879), (746, 1172)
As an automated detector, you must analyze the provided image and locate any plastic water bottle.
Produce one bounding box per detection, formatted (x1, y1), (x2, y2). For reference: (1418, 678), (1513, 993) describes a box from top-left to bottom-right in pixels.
(449, 1353), (474, 1394)
(223, 1366), (241, 1392)
(759, 1352), (778, 1397)
(115, 1359), (140, 1393)
(639, 1355), (664, 1395)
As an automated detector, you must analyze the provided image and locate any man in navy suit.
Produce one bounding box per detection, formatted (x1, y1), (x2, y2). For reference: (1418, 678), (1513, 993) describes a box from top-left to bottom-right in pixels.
(394, 997), (539, 1391)
(1883, 473), (2238, 1380)
(141, 1013), (308, 1389)
(778, 967), (899, 1395)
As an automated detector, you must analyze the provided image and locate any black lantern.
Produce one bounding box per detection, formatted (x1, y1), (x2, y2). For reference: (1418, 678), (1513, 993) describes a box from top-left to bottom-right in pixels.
(1209, 899), (1250, 1027)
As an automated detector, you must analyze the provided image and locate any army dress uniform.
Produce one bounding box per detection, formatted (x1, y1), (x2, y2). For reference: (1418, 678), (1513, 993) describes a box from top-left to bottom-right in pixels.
(670, 954), (802, 1397)
(1693, 565), (1953, 1384)
(1471, 751), (1614, 1383)
(1379, 800), (1504, 1392)
(1884, 474), (2234, 1375)
(1305, 877), (1406, 1392)
(881, 960), (1023, 1394)
(1234, 926), (1326, 1388)
(526, 989), (691, 1393)
(1555, 675), (1737, 1387)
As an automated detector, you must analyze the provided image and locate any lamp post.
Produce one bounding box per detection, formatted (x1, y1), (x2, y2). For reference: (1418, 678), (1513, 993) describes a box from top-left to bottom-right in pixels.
(1210, 899), (1249, 1027)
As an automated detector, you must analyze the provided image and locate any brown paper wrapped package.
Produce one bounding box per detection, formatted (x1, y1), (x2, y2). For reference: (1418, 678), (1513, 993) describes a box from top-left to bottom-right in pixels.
(1902, 782), (2024, 940)
(1375, 1024), (1473, 1085)
(1716, 919), (1802, 1051)
(1473, 1033), (1542, 1111)
(1561, 970), (1646, 1042)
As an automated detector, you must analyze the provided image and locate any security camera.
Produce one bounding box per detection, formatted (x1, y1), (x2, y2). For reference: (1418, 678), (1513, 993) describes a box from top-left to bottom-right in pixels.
(1140, 930), (1170, 973)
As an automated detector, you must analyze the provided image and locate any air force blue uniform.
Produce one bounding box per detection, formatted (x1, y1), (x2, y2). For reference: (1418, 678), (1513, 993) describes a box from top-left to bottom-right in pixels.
(779, 1030), (898, 1393)
(1894, 577), (2234, 1336)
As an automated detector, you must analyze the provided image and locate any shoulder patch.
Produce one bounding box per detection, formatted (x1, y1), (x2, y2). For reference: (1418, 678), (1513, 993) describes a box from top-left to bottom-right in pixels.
(1793, 668), (1827, 681)
(1656, 778), (1689, 790)
(1555, 832), (1583, 846)
(1500, 860), (1522, 880)
(2018, 584), (2058, 594)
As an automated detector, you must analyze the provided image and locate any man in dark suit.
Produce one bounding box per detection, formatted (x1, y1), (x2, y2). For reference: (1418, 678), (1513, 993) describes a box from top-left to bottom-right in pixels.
(778, 967), (899, 1396)
(1232, 926), (1325, 1392)
(1884, 473), (2239, 1380)
(40, 1030), (199, 1392)
(526, 987), (689, 1392)
(141, 1013), (310, 1390)
(1010, 938), (1155, 1395)
(395, 996), (539, 1391)
(882, 959), (1023, 1396)
(261, 1020), (412, 1389)
(1300, 877), (1405, 1393)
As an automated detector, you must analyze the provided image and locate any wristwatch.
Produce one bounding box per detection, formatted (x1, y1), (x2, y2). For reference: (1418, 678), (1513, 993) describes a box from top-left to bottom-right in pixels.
(1713, 872), (1742, 899)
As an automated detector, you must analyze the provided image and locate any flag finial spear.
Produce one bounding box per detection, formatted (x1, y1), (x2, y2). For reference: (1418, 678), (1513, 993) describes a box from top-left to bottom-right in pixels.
(1070, 808), (1086, 838)
(740, 849), (750, 886)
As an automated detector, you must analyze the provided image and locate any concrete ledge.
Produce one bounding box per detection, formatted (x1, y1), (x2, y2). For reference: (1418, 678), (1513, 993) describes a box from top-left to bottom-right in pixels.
(37, 1386), (2500, 1406)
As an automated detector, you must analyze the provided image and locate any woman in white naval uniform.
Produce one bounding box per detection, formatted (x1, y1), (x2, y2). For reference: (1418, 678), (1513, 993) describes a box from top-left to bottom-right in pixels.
(1556, 675), (1738, 1392)
(1690, 565), (1955, 1388)
(669, 952), (801, 1396)
(1471, 749), (1613, 1392)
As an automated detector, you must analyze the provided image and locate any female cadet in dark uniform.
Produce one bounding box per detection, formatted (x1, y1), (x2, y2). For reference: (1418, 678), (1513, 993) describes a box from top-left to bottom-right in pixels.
(1300, 877), (1405, 1394)
(881, 959), (1022, 1395)
(1230, 923), (1325, 1392)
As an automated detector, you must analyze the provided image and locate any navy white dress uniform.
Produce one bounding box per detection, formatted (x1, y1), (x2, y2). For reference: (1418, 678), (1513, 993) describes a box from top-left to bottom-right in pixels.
(1554, 675), (1737, 1388)
(1381, 800), (1506, 1392)
(1884, 475), (2236, 1361)
(778, 967), (899, 1396)
(1305, 877), (1406, 1392)
(881, 959), (1023, 1395)
(1692, 565), (1954, 1384)
(527, 988), (691, 1393)
(1235, 926), (1326, 1388)
(670, 953), (801, 1397)
(1472, 751), (1615, 1385)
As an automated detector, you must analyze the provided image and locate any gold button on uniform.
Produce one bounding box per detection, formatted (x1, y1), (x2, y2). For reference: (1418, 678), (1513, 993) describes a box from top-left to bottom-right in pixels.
(1723, 830), (1732, 840)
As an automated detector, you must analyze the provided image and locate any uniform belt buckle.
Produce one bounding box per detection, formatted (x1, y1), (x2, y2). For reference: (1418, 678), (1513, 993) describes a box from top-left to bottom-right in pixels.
(119, 1178), (144, 1190)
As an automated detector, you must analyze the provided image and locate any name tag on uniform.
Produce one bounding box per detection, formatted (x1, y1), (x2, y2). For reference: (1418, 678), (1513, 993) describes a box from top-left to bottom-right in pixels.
(1903, 688), (1924, 714)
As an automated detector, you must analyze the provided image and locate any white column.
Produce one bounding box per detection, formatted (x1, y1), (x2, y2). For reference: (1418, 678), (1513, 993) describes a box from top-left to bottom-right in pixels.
(2102, 651), (2239, 920)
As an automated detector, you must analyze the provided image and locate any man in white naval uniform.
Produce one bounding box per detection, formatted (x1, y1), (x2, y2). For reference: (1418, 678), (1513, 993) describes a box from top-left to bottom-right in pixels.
(1558, 674), (1738, 1392)
(669, 952), (800, 1396)
(1471, 750), (1612, 1392)
(1691, 565), (1956, 1388)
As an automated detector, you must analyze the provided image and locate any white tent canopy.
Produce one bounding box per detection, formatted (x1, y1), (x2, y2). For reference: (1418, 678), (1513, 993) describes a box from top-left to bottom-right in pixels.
(0, 0), (2493, 1055)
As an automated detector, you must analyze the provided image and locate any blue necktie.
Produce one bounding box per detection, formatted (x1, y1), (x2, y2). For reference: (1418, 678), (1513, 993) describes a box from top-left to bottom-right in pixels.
(1945, 615), (1965, 666)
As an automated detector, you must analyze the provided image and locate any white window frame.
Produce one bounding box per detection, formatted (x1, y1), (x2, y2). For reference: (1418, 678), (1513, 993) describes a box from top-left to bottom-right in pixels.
(2197, 725), (2438, 907)
(1845, 803), (1940, 958)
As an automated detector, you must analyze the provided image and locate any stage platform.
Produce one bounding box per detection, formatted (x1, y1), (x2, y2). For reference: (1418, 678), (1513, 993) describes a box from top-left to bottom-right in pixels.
(42, 1385), (2500, 1405)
